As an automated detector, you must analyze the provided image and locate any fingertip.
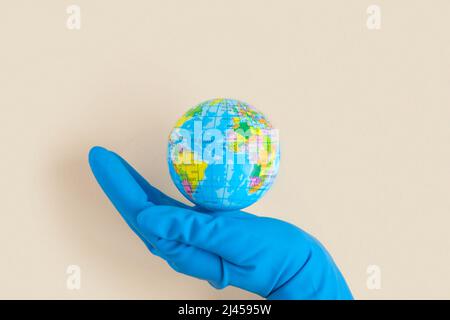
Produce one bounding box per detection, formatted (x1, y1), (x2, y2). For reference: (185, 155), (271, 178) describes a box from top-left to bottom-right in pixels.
(137, 206), (184, 229)
(136, 206), (178, 237)
(89, 145), (108, 156)
(88, 146), (110, 167)
(136, 206), (158, 230)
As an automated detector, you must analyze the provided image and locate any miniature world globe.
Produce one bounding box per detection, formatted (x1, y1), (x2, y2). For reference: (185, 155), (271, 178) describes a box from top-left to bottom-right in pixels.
(167, 98), (280, 211)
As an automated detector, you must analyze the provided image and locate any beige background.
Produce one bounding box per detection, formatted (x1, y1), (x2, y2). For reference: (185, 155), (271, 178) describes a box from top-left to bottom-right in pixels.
(1, 0), (449, 299)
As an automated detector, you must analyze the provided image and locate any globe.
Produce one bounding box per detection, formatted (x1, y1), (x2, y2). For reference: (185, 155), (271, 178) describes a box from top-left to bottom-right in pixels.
(167, 98), (280, 211)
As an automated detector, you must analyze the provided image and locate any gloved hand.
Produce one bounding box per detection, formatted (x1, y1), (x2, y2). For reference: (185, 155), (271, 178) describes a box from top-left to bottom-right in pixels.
(88, 146), (353, 300)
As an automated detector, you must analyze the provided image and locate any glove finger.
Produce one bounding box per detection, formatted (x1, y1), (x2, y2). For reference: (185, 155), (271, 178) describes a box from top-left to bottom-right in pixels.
(89, 146), (154, 223)
(89, 146), (157, 248)
(136, 205), (257, 264)
(113, 151), (191, 209)
(207, 210), (257, 219)
(150, 238), (229, 287)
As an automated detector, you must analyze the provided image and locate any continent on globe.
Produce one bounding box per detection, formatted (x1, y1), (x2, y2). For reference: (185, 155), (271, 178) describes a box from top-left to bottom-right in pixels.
(171, 147), (208, 198)
(167, 98), (280, 211)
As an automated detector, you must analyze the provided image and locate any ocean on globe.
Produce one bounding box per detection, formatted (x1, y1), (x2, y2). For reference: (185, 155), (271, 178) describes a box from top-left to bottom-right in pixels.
(167, 98), (280, 211)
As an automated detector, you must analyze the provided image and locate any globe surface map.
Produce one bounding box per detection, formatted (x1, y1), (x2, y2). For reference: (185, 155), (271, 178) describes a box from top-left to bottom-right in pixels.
(167, 98), (280, 211)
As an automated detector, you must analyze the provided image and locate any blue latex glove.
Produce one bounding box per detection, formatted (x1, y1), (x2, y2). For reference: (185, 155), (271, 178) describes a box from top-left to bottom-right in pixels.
(88, 146), (353, 300)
